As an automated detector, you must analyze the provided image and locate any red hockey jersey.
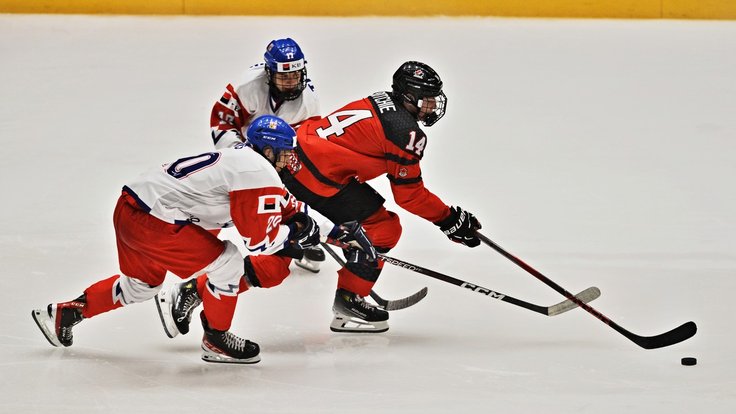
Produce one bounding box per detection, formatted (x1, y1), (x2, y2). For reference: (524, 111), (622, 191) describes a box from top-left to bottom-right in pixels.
(290, 91), (450, 224)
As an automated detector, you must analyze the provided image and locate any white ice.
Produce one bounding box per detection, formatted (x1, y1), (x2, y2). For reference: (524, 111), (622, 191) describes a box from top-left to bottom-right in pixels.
(1, 14), (734, 413)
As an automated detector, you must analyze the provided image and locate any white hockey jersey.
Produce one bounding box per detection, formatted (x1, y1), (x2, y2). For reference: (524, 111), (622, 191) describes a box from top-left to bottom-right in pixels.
(210, 63), (320, 149)
(124, 146), (302, 256)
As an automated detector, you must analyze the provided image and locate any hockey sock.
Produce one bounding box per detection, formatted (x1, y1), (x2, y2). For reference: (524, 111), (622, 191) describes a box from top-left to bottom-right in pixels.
(336, 267), (375, 297)
(201, 278), (238, 331)
(82, 275), (124, 318)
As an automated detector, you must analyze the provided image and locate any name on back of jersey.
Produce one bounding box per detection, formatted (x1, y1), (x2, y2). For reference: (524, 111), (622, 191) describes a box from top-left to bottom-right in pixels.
(371, 91), (396, 113)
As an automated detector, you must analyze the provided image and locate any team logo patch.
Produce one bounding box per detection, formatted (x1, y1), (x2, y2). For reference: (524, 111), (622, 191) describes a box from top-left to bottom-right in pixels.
(278, 59), (304, 72)
(257, 195), (282, 214)
(398, 168), (408, 177)
(413, 69), (424, 78)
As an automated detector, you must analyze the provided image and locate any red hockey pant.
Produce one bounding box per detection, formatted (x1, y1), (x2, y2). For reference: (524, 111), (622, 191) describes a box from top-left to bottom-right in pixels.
(336, 207), (401, 296)
(82, 192), (238, 330)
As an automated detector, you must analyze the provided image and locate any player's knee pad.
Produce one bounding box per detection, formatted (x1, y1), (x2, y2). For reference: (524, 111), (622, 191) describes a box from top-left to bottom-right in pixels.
(364, 209), (402, 250)
(344, 253), (381, 283)
(244, 255), (292, 288)
(201, 241), (243, 296)
(113, 275), (162, 305)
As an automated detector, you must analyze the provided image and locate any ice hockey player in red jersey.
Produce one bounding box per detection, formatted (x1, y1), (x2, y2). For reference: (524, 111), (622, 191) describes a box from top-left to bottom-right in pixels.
(281, 60), (483, 333)
(30, 117), (359, 364)
(210, 37), (324, 273)
(161, 61), (482, 335)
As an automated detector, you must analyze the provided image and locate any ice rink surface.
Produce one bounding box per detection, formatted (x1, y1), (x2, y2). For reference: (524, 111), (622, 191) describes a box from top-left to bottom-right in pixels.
(1, 13), (735, 413)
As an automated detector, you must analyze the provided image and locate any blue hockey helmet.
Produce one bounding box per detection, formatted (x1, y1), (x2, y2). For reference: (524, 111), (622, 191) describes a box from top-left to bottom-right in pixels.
(246, 115), (297, 162)
(391, 61), (447, 127)
(264, 38), (308, 101)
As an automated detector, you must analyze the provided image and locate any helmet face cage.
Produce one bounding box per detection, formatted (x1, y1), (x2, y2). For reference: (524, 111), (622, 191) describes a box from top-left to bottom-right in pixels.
(264, 38), (308, 101)
(417, 91), (447, 127)
(245, 115), (298, 168)
(392, 61), (447, 127)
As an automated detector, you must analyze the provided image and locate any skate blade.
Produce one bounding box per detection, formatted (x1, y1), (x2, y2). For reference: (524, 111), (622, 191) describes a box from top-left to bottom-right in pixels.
(201, 347), (261, 364)
(294, 258), (321, 274)
(154, 291), (178, 339)
(31, 309), (62, 347)
(330, 314), (389, 333)
(303, 248), (326, 262)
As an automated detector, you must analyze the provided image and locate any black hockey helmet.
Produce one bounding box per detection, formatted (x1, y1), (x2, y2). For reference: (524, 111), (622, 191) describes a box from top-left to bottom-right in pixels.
(391, 61), (447, 126)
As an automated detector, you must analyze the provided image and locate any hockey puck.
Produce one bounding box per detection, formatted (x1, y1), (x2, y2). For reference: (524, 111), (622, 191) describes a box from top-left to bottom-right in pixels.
(681, 357), (697, 366)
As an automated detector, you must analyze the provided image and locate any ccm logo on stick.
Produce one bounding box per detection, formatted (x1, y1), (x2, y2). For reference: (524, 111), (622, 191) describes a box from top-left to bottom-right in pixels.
(461, 283), (506, 299)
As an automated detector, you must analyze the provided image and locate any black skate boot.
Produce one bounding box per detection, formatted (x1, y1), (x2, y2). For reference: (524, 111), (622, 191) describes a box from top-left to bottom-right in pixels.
(294, 246), (325, 273)
(330, 288), (389, 333)
(156, 279), (202, 338)
(200, 311), (260, 364)
(32, 297), (85, 347)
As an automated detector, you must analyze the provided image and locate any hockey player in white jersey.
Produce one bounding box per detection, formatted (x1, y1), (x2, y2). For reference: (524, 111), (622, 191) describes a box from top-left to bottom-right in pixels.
(32, 117), (374, 364)
(210, 38), (319, 149)
(155, 115), (377, 341)
(210, 37), (324, 272)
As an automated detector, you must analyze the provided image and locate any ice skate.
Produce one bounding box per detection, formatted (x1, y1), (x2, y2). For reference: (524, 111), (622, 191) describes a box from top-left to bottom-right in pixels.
(199, 311), (260, 364)
(32, 299), (85, 347)
(330, 288), (389, 333)
(155, 279), (202, 338)
(294, 246), (325, 273)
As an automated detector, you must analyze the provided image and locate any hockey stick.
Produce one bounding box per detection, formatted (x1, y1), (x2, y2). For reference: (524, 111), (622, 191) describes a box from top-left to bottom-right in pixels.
(321, 242), (428, 311)
(475, 231), (697, 349)
(323, 240), (600, 316)
(370, 287), (428, 311)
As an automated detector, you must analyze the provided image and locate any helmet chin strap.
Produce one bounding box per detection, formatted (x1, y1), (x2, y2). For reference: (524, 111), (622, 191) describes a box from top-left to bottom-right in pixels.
(400, 98), (421, 120)
(259, 147), (277, 165)
(417, 98), (428, 120)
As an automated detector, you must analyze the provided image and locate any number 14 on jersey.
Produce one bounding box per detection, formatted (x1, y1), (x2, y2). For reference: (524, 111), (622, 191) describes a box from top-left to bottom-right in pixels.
(316, 109), (426, 157)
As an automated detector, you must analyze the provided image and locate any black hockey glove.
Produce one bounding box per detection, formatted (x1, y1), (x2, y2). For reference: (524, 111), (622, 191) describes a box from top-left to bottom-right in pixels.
(435, 206), (482, 248)
(285, 212), (320, 250)
(328, 221), (378, 262)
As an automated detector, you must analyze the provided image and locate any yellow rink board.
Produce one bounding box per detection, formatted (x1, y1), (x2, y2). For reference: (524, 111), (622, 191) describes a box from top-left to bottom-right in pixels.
(1, 0), (735, 19)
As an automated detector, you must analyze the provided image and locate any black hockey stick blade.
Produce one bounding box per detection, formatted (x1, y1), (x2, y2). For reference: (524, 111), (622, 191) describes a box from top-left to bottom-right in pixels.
(320, 242), (429, 311)
(369, 287), (429, 311)
(617, 320), (697, 350)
